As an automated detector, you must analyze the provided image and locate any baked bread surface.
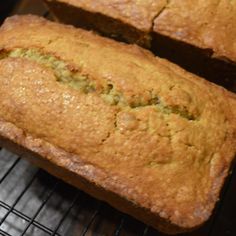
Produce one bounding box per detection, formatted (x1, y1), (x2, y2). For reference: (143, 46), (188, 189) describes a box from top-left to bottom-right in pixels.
(0, 15), (235, 234)
(154, 0), (236, 62)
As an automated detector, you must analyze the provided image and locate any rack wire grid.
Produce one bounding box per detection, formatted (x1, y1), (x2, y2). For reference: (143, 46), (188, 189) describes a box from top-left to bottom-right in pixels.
(0, 0), (236, 235)
(0, 147), (235, 236)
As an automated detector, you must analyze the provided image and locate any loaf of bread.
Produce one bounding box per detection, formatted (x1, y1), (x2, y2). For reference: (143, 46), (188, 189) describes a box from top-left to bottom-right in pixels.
(44, 0), (167, 47)
(44, 0), (236, 92)
(0, 15), (235, 234)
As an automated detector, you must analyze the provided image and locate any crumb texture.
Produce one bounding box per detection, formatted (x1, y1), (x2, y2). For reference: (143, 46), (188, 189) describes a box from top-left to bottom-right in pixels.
(0, 15), (235, 230)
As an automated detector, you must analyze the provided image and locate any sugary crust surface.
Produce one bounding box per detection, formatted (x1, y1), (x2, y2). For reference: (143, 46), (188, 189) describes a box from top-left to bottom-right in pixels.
(154, 0), (236, 62)
(50, 0), (167, 32)
(0, 15), (235, 233)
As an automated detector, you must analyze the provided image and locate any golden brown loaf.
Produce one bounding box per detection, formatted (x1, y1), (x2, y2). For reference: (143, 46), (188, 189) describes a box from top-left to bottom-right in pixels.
(0, 15), (235, 234)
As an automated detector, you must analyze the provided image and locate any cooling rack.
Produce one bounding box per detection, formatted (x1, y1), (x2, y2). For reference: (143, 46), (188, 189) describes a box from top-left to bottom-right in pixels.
(0, 147), (234, 236)
(0, 0), (235, 235)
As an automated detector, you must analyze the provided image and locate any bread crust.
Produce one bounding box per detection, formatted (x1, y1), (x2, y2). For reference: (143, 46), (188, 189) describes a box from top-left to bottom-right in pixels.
(44, 0), (167, 47)
(154, 0), (236, 62)
(0, 15), (235, 234)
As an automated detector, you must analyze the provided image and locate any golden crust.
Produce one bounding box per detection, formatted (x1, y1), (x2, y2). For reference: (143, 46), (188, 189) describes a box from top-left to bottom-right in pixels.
(0, 15), (235, 234)
(154, 0), (236, 62)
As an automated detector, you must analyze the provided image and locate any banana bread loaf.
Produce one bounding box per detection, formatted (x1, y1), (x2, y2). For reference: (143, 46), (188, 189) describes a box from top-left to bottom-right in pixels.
(0, 15), (235, 234)
(44, 0), (236, 92)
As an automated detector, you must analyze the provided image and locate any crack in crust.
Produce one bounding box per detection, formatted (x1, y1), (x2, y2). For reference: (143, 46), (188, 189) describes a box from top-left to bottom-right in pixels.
(1, 48), (196, 121)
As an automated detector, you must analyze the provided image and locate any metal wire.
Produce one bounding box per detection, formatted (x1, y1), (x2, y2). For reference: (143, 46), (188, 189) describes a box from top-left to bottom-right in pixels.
(0, 200), (60, 235)
(19, 181), (59, 236)
(50, 191), (80, 236)
(114, 217), (125, 236)
(80, 203), (102, 236)
(0, 157), (21, 184)
(0, 170), (39, 226)
(142, 226), (149, 236)
(0, 229), (12, 236)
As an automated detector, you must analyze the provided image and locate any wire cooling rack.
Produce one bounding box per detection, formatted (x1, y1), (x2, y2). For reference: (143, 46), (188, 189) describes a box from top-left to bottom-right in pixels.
(0, 148), (149, 236)
(0, 146), (234, 236)
(0, 0), (236, 235)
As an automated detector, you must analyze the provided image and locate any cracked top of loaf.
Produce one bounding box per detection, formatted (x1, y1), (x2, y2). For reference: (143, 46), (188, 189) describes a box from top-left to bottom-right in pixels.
(0, 15), (235, 232)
